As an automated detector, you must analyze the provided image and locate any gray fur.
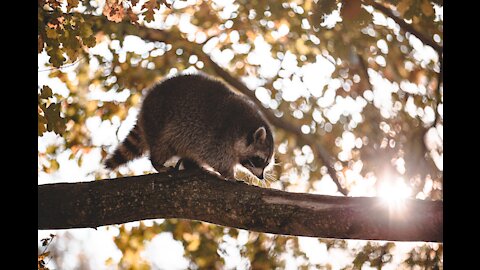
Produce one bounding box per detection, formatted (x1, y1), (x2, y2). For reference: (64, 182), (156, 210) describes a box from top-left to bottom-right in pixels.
(105, 73), (274, 180)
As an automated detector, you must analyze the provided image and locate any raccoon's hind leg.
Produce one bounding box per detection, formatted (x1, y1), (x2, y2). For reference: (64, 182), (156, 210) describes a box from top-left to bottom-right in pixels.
(149, 141), (176, 173)
(174, 158), (200, 170)
(105, 125), (146, 170)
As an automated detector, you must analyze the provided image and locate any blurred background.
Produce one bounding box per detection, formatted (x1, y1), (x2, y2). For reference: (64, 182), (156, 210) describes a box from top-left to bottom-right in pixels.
(38, 0), (443, 269)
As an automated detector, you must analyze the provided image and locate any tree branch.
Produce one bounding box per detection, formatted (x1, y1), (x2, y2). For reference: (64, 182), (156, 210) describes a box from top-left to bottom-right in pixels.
(367, 1), (442, 54)
(82, 13), (349, 195)
(38, 169), (443, 242)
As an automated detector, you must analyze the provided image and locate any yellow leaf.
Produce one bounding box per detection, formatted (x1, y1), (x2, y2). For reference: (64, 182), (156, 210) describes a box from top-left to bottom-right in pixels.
(187, 236), (200, 251)
(421, 0), (434, 17)
(105, 257), (114, 265)
(295, 39), (309, 55)
(397, 0), (412, 16)
(45, 27), (58, 39)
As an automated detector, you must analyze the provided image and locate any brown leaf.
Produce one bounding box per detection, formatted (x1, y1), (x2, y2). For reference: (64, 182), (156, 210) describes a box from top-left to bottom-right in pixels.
(421, 0), (434, 17)
(142, 0), (159, 22)
(341, 0), (362, 21)
(45, 0), (61, 9)
(159, 0), (172, 9)
(130, 0), (139, 7)
(66, 0), (79, 11)
(397, 0), (413, 16)
(103, 0), (126, 23)
(127, 7), (139, 24)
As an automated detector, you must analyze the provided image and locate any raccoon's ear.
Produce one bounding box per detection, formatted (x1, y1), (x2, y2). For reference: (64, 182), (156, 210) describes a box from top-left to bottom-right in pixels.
(253, 126), (267, 143)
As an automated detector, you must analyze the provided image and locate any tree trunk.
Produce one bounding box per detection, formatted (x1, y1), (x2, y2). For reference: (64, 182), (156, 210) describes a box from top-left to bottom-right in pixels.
(38, 169), (442, 242)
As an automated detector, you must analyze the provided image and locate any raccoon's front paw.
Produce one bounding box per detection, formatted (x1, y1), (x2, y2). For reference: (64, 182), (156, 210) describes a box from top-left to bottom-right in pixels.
(218, 170), (237, 182)
(203, 168), (223, 178)
(199, 167), (230, 181)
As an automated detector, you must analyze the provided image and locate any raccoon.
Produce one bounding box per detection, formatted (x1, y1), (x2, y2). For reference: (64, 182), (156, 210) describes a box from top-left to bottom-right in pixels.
(104, 73), (275, 180)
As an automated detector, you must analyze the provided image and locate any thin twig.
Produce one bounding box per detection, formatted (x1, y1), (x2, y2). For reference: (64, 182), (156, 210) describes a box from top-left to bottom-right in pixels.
(38, 56), (85, 72)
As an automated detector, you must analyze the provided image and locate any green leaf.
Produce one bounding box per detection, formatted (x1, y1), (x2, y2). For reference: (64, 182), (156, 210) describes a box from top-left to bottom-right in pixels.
(79, 23), (94, 39)
(82, 36), (96, 48)
(45, 103), (66, 135)
(47, 47), (66, 67)
(45, 27), (58, 39)
(65, 48), (80, 62)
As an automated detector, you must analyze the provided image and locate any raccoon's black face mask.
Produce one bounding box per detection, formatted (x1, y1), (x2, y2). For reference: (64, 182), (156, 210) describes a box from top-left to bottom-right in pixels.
(240, 126), (274, 180)
(240, 156), (269, 179)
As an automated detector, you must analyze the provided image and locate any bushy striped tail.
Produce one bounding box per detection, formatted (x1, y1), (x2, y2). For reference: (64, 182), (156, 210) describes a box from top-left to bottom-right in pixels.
(104, 125), (147, 170)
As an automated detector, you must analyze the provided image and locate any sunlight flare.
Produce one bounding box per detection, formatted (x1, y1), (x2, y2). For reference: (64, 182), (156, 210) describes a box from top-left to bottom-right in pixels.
(377, 177), (412, 216)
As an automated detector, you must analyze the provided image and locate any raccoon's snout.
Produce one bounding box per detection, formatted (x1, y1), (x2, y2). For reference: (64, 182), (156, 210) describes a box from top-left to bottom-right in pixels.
(250, 167), (264, 180)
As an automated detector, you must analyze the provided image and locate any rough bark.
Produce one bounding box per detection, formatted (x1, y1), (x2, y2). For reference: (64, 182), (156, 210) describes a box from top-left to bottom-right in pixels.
(38, 169), (442, 243)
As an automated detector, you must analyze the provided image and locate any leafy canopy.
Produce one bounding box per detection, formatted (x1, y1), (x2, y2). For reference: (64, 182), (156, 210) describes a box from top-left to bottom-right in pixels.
(38, 0), (442, 269)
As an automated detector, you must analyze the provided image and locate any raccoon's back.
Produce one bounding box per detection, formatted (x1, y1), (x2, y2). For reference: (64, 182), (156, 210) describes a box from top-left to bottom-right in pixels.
(139, 74), (264, 136)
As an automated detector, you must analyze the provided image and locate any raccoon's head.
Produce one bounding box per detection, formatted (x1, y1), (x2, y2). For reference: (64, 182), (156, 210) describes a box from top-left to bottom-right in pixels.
(236, 126), (274, 180)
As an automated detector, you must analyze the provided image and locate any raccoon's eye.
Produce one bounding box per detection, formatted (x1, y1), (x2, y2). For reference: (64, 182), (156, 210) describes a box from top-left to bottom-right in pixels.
(240, 159), (252, 167)
(249, 156), (265, 168)
(240, 156), (264, 168)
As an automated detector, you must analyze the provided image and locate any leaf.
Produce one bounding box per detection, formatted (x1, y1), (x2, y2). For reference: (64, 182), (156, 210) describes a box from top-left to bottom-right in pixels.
(79, 23), (93, 39)
(78, 154), (83, 167)
(38, 115), (47, 136)
(82, 35), (96, 48)
(45, 103), (66, 134)
(340, 0), (362, 21)
(312, 0), (338, 27)
(45, 0), (61, 9)
(40, 86), (53, 99)
(47, 47), (66, 67)
(65, 48), (79, 62)
(159, 0), (172, 9)
(340, 0), (372, 29)
(127, 7), (139, 24)
(66, 0), (79, 11)
(397, 0), (413, 16)
(38, 35), (44, 53)
(421, 0), (434, 16)
(41, 238), (50, 246)
(45, 27), (58, 39)
(142, 0), (159, 23)
(50, 159), (60, 171)
(103, 0), (126, 23)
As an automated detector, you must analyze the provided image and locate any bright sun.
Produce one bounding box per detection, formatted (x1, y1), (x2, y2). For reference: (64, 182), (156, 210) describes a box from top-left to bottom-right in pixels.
(377, 177), (412, 215)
